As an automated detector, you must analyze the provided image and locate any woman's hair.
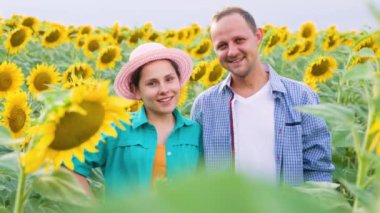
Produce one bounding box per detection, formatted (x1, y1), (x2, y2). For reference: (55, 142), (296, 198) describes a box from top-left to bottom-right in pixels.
(129, 59), (180, 89)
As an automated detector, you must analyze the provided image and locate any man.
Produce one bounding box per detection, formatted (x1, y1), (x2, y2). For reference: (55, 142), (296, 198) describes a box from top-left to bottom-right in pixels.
(190, 7), (334, 185)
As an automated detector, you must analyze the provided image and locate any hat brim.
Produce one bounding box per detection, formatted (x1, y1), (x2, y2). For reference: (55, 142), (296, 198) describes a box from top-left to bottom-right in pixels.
(114, 48), (193, 100)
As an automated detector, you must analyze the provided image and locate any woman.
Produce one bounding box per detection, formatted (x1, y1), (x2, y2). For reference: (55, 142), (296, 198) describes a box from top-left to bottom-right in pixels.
(72, 43), (202, 197)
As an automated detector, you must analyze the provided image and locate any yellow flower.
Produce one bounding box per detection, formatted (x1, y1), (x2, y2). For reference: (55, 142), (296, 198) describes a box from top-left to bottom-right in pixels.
(1, 91), (31, 138)
(75, 35), (87, 49)
(62, 63), (94, 88)
(369, 120), (380, 155)
(42, 26), (67, 48)
(112, 22), (120, 39)
(21, 81), (133, 173)
(79, 25), (93, 35)
(203, 59), (226, 87)
(96, 46), (122, 70)
(322, 31), (340, 51)
(27, 64), (60, 97)
(124, 99), (143, 112)
(305, 56), (337, 83)
(353, 34), (379, 54)
(190, 38), (213, 59)
(347, 55), (376, 70)
(127, 29), (144, 46)
(299, 22), (317, 39)
(263, 31), (282, 55)
(303, 77), (319, 92)
(190, 61), (209, 82)
(0, 62), (24, 98)
(178, 84), (188, 107)
(283, 43), (303, 61)
(299, 39), (315, 56)
(4, 26), (32, 54)
(82, 35), (102, 58)
(21, 16), (39, 32)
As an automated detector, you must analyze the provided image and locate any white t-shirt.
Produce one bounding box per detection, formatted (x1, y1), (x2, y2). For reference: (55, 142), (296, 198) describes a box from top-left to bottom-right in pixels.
(232, 81), (276, 183)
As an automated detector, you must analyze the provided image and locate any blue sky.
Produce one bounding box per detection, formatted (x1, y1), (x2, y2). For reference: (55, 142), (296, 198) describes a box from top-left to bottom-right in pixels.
(0, 0), (378, 31)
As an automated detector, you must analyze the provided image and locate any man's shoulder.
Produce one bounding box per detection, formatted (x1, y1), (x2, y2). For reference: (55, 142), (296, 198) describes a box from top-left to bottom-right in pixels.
(278, 75), (316, 96)
(194, 83), (225, 101)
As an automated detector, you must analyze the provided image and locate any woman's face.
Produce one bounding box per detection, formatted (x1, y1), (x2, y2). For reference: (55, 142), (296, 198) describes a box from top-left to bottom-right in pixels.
(134, 59), (181, 117)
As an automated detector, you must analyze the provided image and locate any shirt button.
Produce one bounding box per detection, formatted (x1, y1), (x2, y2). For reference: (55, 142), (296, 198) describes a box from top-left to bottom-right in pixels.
(167, 151), (172, 156)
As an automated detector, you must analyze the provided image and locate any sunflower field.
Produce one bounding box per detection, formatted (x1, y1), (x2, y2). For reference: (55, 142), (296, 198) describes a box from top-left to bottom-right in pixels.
(0, 9), (379, 213)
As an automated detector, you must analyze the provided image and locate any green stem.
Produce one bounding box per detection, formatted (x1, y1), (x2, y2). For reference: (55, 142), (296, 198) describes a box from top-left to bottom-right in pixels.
(13, 166), (26, 213)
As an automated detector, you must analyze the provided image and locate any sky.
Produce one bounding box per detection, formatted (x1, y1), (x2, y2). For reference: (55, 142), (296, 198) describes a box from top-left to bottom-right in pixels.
(0, 0), (379, 31)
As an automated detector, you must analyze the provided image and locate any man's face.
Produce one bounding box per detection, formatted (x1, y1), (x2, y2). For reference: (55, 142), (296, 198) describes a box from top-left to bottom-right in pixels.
(210, 13), (263, 79)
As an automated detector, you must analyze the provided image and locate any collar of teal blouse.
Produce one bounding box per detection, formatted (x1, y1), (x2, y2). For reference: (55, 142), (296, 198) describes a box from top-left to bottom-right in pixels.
(131, 105), (192, 130)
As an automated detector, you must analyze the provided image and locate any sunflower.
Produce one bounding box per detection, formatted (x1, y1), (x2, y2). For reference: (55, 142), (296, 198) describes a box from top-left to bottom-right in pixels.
(145, 30), (161, 42)
(112, 22), (120, 39)
(322, 31), (340, 51)
(304, 56), (337, 83)
(178, 84), (188, 107)
(203, 59), (226, 87)
(62, 63), (94, 88)
(127, 29), (144, 46)
(79, 25), (93, 35)
(1, 91), (31, 138)
(27, 64), (60, 97)
(190, 38), (213, 59)
(369, 120), (380, 155)
(124, 99), (143, 112)
(353, 34), (379, 53)
(21, 16), (39, 32)
(299, 39), (315, 56)
(190, 23), (202, 38)
(303, 77), (318, 92)
(190, 61), (209, 82)
(347, 55), (376, 70)
(21, 81), (133, 173)
(42, 26), (67, 48)
(263, 31), (282, 55)
(283, 43), (303, 61)
(4, 26), (32, 54)
(0, 62), (24, 98)
(75, 35), (87, 49)
(299, 22), (317, 39)
(82, 35), (102, 58)
(96, 46), (122, 70)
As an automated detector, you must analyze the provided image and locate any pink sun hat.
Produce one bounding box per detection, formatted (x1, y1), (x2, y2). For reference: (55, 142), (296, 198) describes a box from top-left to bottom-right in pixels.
(114, 42), (193, 100)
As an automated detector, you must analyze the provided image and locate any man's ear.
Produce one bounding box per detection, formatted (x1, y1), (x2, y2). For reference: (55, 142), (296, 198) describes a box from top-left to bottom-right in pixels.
(255, 28), (264, 43)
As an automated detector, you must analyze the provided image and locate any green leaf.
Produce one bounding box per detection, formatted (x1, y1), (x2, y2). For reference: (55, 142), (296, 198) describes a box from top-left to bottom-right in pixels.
(32, 169), (93, 207)
(295, 182), (351, 212)
(296, 103), (356, 130)
(0, 125), (24, 145)
(0, 152), (20, 173)
(343, 62), (376, 81)
(339, 179), (375, 208)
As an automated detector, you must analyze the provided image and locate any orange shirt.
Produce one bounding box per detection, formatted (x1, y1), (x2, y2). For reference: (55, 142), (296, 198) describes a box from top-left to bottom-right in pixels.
(151, 144), (167, 187)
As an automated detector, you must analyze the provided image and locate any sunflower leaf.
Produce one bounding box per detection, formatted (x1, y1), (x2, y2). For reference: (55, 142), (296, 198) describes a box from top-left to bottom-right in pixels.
(32, 169), (93, 207)
(0, 152), (20, 173)
(343, 62), (376, 81)
(0, 126), (25, 145)
(296, 103), (356, 130)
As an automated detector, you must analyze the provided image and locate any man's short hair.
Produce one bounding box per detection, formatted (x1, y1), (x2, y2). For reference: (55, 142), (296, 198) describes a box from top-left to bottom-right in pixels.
(211, 7), (257, 33)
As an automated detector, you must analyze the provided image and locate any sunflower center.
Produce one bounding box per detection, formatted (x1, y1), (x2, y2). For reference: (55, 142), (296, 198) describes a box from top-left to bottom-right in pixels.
(0, 72), (12, 91)
(88, 40), (100, 52)
(9, 107), (27, 133)
(196, 42), (210, 54)
(268, 34), (281, 48)
(22, 18), (35, 28)
(33, 72), (52, 91)
(45, 29), (61, 43)
(209, 65), (223, 82)
(191, 65), (206, 81)
(10, 29), (27, 47)
(101, 49), (116, 63)
(311, 60), (330, 76)
(49, 101), (105, 150)
(287, 45), (300, 56)
(302, 28), (312, 38)
(74, 67), (87, 78)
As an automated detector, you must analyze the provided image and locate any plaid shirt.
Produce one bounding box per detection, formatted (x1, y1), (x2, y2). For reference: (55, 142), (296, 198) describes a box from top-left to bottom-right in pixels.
(190, 64), (334, 185)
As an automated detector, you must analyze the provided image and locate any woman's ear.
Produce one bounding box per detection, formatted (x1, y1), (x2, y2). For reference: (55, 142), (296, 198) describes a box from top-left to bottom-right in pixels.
(131, 85), (141, 100)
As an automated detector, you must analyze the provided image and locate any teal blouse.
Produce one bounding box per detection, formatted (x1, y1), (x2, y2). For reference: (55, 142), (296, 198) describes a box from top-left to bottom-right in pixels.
(72, 106), (203, 196)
